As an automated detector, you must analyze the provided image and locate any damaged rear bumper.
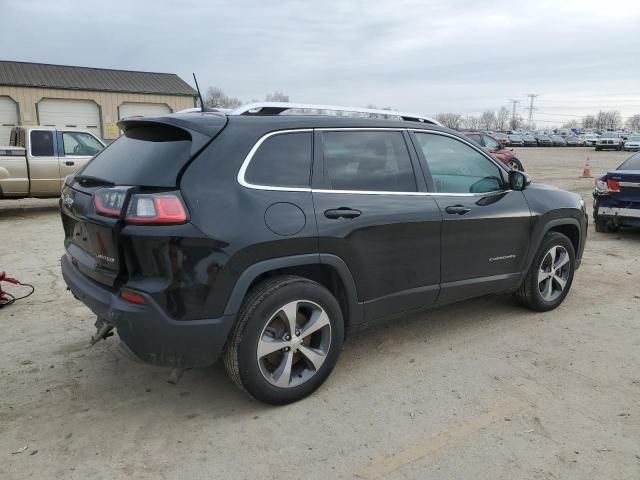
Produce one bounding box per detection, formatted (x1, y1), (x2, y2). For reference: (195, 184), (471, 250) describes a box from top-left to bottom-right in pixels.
(61, 255), (235, 368)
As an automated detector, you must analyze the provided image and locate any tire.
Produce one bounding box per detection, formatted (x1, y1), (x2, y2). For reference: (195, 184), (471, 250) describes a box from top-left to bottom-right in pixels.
(515, 232), (575, 312)
(594, 216), (608, 233)
(507, 158), (524, 171)
(223, 275), (344, 405)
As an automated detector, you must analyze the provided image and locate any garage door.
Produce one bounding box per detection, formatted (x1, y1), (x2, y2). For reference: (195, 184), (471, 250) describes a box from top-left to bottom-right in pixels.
(118, 103), (171, 120)
(0, 96), (19, 145)
(38, 99), (101, 138)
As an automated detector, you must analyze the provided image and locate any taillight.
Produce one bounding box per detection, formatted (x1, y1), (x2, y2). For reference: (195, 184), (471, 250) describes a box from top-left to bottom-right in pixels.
(126, 193), (187, 224)
(607, 178), (620, 192)
(94, 187), (128, 217)
(594, 178), (609, 194)
(93, 188), (188, 224)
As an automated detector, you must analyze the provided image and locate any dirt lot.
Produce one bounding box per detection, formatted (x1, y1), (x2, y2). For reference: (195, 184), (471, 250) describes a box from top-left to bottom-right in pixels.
(1, 147), (639, 479)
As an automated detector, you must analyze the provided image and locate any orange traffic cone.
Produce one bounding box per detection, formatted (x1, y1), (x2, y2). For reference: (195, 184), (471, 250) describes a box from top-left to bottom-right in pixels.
(582, 157), (592, 178)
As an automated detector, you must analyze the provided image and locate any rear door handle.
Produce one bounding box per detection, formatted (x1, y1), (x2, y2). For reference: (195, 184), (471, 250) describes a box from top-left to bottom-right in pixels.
(445, 205), (471, 215)
(324, 208), (361, 219)
(65, 161), (75, 166)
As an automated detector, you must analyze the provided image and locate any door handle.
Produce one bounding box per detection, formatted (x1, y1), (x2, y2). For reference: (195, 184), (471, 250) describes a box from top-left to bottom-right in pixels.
(65, 161), (75, 166)
(445, 205), (471, 215)
(324, 208), (361, 219)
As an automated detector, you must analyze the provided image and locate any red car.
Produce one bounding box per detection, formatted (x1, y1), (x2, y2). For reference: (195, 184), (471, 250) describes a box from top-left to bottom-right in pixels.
(463, 131), (524, 171)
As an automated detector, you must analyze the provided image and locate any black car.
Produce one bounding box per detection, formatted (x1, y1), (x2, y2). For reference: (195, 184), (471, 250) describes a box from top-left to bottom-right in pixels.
(60, 103), (587, 404)
(593, 152), (640, 232)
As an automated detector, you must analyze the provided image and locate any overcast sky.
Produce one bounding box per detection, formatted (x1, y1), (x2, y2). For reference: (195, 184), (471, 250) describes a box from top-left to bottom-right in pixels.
(2, 0), (640, 125)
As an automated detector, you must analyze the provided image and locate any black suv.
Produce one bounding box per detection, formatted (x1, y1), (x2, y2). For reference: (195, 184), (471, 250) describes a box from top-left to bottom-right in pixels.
(60, 103), (587, 404)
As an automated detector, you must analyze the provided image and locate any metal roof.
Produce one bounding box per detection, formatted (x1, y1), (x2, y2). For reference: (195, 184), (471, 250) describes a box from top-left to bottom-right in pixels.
(0, 61), (197, 96)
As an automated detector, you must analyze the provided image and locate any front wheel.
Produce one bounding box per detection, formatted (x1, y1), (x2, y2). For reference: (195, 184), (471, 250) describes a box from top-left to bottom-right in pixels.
(223, 276), (344, 405)
(507, 158), (524, 171)
(515, 232), (575, 311)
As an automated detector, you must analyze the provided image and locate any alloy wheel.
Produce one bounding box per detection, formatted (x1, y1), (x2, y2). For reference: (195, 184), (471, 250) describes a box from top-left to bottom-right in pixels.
(538, 245), (570, 302)
(257, 300), (332, 388)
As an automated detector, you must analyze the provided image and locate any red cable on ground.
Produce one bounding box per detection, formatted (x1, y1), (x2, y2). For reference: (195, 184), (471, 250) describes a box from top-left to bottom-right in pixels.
(0, 272), (35, 308)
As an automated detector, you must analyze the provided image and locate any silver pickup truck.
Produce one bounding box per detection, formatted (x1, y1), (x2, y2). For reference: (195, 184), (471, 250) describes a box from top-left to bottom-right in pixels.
(0, 127), (104, 199)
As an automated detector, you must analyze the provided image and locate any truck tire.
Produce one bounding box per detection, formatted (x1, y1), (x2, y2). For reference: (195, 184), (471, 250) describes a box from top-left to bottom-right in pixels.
(223, 275), (344, 405)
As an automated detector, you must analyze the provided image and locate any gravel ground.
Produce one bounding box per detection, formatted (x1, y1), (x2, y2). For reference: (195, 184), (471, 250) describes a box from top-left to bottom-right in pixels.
(1, 147), (639, 479)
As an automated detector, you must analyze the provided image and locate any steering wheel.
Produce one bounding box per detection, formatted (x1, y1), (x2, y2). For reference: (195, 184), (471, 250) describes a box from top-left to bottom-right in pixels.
(73, 144), (83, 155)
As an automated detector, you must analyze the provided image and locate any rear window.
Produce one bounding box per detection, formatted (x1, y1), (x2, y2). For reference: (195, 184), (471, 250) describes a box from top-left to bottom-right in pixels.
(79, 125), (192, 186)
(619, 153), (640, 170)
(321, 131), (416, 192)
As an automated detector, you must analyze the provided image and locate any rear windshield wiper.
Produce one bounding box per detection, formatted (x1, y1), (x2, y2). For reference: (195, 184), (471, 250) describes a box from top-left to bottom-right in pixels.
(74, 175), (116, 187)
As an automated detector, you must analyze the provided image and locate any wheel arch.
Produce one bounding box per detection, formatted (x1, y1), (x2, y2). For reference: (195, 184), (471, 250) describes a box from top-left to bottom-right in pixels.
(223, 254), (362, 329)
(525, 218), (582, 275)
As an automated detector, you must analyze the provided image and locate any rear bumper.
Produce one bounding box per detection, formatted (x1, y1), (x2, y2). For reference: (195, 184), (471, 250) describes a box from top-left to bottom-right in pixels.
(593, 197), (640, 227)
(61, 255), (235, 368)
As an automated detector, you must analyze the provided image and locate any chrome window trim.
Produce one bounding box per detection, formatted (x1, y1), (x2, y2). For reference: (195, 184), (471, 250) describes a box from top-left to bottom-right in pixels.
(237, 127), (512, 197)
(237, 129), (314, 192)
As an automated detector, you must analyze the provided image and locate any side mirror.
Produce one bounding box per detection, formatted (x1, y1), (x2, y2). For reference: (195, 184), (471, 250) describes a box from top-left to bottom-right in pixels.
(509, 170), (531, 191)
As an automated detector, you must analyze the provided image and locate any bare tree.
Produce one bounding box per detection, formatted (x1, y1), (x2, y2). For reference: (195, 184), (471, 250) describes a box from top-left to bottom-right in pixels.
(594, 110), (622, 130)
(480, 110), (496, 130)
(626, 114), (640, 131)
(562, 119), (579, 129)
(495, 106), (509, 131)
(204, 86), (242, 109)
(434, 112), (463, 130)
(582, 115), (596, 129)
(265, 91), (290, 102)
(463, 115), (481, 130)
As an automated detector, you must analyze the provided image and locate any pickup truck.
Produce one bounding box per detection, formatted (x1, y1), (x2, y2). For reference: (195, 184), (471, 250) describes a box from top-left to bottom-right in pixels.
(0, 127), (104, 199)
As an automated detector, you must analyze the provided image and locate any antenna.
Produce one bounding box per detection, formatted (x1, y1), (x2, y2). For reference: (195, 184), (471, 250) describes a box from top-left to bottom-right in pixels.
(192, 73), (207, 112)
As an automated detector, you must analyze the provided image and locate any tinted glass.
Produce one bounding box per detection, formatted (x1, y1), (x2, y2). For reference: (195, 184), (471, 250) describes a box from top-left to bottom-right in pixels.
(321, 131), (416, 192)
(619, 153), (640, 170)
(62, 132), (103, 156)
(415, 133), (504, 194)
(79, 125), (191, 186)
(482, 135), (501, 149)
(245, 132), (312, 188)
(465, 133), (482, 145)
(31, 130), (54, 156)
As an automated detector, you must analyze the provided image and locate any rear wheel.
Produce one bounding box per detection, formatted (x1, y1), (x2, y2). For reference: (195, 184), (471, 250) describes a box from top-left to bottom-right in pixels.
(515, 232), (575, 311)
(223, 276), (344, 405)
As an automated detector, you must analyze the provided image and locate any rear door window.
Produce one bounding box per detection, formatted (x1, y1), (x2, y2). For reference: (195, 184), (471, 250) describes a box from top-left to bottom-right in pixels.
(320, 131), (417, 192)
(30, 130), (55, 156)
(244, 132), (312, 188)
(79, 124), (192, 186)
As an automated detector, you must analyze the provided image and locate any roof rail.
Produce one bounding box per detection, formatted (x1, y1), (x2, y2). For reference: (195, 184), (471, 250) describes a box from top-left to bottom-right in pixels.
(229, 102), (442, 126)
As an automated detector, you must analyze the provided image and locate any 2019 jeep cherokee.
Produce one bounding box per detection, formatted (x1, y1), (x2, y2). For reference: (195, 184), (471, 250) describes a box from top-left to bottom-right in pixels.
(60, 103), (587, 404)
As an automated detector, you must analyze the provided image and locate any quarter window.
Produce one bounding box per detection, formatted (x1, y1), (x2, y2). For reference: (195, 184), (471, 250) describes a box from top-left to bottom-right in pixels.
(30, 130), (54, 157)
(414, 133), (504, 194)
(245, 132), (312, 188)
(321, 131), (417, 192)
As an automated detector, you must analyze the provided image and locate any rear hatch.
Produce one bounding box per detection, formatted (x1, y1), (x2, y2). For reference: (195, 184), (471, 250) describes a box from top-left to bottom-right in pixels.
(61, 116), (226, 287)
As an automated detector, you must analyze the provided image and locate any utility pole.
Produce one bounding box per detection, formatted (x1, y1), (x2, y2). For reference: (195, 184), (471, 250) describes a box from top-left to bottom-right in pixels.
(526, 93), (538, 126)
(508, 99), (520, 129)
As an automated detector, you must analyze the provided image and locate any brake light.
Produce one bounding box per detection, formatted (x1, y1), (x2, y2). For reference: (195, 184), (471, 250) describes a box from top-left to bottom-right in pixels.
(126, 193), (187, 224)
(94, 188), (127, 217)
(119, 290), (146, 305)
(607, 178), (620, 192)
